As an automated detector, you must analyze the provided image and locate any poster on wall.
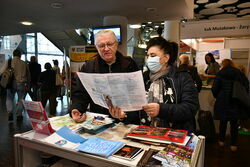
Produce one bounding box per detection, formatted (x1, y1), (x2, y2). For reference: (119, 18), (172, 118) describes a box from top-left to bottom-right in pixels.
(196, 49), (231, 74)
(69, 45), (98, 88)
(69, 45), (97, 72)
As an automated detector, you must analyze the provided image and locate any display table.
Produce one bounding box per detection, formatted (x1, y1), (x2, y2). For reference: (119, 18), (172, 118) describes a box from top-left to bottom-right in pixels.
(14, 117), (205, 167)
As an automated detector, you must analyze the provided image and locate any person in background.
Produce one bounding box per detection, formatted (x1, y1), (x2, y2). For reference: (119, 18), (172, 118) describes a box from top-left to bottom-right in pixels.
(39, 63), (57, 117)
(6, 49), (30, 121)
(0, 58), (11, 113)
(179, 54), (202, 93)
(52, 60), (61, 74)
(142, 37), (198, 133)
(52, 59), (62, 100)
(61, 62), (70, 98)
(70, 29), (140, 124)
(238, 65), (250, 132)
(212, 59), (249, 151)
(201, 53), (220, 85)
(28, 56), (41, 101)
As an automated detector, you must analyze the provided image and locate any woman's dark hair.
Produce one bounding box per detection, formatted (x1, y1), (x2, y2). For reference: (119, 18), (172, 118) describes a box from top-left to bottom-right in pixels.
(146, 37), (178, 65)
(44, 62), (52, 70)
(205, 53), (216, 64)
(53, 60), (58, 66)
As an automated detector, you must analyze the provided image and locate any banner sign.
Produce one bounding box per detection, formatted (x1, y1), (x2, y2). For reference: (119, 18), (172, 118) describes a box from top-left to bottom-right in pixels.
(69, 45), (97, 62)
(181, 18), (250, 39)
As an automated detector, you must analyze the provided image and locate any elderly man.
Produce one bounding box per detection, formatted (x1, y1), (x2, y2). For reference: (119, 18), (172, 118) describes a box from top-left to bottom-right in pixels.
(179, 54), (202, 92)
(70, 30), (140, 124)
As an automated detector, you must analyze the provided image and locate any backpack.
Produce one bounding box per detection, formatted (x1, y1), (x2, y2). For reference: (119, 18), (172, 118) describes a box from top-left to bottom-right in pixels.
(197, 110), (216, 142)
(0, 59), (14, 88)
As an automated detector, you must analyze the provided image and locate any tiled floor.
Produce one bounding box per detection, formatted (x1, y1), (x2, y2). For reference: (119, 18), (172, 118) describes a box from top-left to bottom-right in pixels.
(0, 95), (249, 167)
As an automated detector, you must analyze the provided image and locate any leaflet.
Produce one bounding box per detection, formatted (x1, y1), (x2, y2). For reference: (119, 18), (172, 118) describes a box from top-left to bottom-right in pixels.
(77, 71), (147, 111)
(44, 126), (86, 149)
(22, 100), (54, 135)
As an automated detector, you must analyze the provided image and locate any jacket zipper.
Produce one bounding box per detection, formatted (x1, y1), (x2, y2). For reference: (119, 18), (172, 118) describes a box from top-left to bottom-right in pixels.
(108, 65), (112, 73)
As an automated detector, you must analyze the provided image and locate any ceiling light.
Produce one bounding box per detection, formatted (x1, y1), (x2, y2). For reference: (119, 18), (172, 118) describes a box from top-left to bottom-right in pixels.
(147, 22), (152, 24)
(51, 2), (64, 9)
(20, 21), (33, 26)
(146, 8), (157, 12)
(129, 24), (141, 29)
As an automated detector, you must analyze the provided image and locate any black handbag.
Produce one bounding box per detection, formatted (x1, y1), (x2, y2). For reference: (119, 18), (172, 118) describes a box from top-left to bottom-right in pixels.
(232, 80), (250, 108)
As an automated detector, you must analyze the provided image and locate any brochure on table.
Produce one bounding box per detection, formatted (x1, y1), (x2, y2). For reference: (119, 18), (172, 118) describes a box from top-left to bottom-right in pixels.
(126, 125), (188, 144)
(49, 112), (114, 135)
(44, 126), (86, 149)
(113, 144), (143, 161)
(22, 100), (54, 135)
(44, 126), (125, 158)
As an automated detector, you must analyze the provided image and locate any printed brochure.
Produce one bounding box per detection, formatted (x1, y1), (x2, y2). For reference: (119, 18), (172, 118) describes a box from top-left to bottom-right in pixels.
(126, 125), (188, 144)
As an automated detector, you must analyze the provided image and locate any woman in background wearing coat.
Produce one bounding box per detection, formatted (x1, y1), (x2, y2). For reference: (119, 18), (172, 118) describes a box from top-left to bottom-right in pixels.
(212, 59), (249, 151)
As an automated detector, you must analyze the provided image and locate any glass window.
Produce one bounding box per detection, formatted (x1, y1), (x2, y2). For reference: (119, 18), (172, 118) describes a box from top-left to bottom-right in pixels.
(37, 33), (62, 55)
(38, 55), (64, 72)
(3, 36), (10, 50)
(26, 33), (35, 36)
(27, 36), (35, 53)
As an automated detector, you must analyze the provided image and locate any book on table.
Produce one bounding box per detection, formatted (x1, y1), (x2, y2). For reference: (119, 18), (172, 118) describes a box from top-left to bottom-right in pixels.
(113, 144), (144, 161)
(152, 143), (193, 167)
(126, 125), (188, 144)
(22, 100), (54, 135)
(76, 136), (125, 158)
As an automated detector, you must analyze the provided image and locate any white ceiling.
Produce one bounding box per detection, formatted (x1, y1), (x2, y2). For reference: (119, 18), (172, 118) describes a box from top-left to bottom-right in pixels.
(0, 0), (193, 36)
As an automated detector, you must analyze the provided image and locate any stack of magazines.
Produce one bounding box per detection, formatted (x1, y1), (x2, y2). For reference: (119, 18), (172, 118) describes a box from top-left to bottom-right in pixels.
(152, 143), (193, 167)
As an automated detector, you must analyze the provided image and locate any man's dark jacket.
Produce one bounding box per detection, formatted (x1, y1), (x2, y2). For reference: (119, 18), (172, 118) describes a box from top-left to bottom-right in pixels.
(29, 62), (41, 85)
(70, 52), (141, 124)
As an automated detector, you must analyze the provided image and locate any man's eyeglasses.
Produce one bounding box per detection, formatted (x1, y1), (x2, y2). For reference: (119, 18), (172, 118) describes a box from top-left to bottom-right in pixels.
(96, 42), (116, 49)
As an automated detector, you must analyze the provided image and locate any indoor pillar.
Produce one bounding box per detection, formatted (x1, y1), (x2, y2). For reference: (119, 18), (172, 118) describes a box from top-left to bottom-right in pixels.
(163, 20), (180, 45)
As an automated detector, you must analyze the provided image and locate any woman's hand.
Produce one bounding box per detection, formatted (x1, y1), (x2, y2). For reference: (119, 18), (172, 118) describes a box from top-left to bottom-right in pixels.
(109, 106), (127, 119)
(71, 109), (87, 123)
(143, 103), (160, 118)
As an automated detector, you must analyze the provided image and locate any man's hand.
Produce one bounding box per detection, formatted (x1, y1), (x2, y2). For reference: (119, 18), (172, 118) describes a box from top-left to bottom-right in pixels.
(109, 106), (127, 119)
(71, 109), (87, 123)
(143, 103), (160, 118)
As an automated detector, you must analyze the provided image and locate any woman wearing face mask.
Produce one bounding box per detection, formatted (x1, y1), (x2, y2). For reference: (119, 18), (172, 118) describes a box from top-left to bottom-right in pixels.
(142, 37), (198, 132)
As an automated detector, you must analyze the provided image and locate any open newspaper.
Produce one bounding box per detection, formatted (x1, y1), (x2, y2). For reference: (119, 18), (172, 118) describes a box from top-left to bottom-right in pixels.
(77, 71), (147, 111)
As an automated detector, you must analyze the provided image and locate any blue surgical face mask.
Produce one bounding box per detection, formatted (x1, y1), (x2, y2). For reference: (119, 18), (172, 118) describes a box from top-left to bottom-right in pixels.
(146, 56), (162, 73)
